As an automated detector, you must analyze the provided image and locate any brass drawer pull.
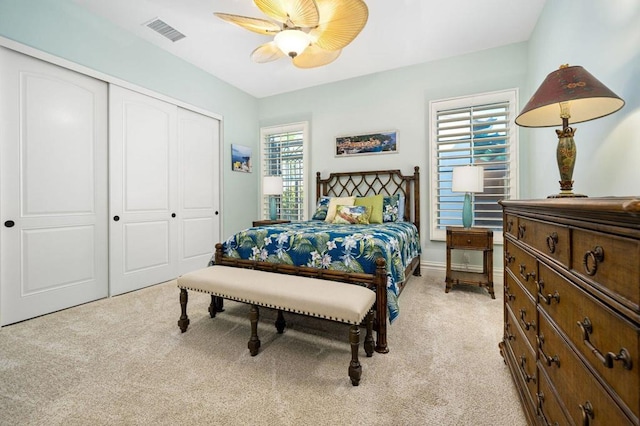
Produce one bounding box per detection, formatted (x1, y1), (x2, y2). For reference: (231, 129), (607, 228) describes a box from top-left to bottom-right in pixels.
(577, 317), (633, 370)
(504, 251), (515, 264)
(519, 264), (536, 281)
(504, 283), (516, 301)
(579, 401), (594, 426)
(546, 232), (558, 254)
(537, 279), (560, 305)
(506, 219), (514, 233)
(537, 334), (560, 367)
(519, 355), (536, 383)
(504, 322), (515, 341)
(582, 246), (604, 276)
(519, 308), (536, 331)
(518, 224), (526, 239)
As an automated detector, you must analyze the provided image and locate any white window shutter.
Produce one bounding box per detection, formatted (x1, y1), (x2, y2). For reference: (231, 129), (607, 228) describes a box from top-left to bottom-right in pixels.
(260, 122), (309, 221)
(430, 90), (518, 242)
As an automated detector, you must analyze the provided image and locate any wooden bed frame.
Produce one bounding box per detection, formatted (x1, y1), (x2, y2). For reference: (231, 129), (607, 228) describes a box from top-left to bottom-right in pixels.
(213, 167), (421, 353)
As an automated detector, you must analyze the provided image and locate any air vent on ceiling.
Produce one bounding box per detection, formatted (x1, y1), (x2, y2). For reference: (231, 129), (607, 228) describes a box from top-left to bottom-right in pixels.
(145, 18), (186, 42)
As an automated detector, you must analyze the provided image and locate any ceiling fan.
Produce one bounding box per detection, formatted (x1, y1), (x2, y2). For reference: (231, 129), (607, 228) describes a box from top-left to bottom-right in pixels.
(214, 0), (369, 68)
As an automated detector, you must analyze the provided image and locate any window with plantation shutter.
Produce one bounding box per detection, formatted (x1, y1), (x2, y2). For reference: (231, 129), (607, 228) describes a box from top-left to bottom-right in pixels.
(260, 122), (309, 221)
(429, 89), (518, 242)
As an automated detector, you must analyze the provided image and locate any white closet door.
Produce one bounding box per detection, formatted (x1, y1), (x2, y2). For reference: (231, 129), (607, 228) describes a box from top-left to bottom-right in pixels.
(109, 85), (178, 296)
(0, 47), (108, 326)
(177, 108), (221, 274)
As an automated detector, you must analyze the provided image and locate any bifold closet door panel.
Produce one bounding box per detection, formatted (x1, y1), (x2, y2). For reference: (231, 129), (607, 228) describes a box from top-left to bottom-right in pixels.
(177, 108), (221, 275)
(109, 85), (179, 296)
(0, 47), (108, 325)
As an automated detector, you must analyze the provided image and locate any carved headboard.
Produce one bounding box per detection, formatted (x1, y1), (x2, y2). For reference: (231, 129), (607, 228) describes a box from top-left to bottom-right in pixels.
(315, 167), (420, 232)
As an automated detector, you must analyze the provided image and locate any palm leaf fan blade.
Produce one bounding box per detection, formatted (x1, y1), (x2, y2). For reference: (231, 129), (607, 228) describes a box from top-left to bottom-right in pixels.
(251, 42), (286, 63)
(254, 0), (319, 27)
(292, 44), (341, 68)
(312, 0), (368, 51)
(214, 13), (280, 35)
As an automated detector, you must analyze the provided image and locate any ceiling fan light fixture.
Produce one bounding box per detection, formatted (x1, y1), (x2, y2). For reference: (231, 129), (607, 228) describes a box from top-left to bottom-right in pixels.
(215, 0), (368, 67)
(274, 29), (310, 58)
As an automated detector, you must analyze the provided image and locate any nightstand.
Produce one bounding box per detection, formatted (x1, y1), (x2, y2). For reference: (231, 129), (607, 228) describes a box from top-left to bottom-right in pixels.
(252, 219), (291, 227)
(445, 226), (494, 298)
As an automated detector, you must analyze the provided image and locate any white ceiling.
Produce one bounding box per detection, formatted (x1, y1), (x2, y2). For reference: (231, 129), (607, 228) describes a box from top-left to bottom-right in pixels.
(72, 0), (547, 98)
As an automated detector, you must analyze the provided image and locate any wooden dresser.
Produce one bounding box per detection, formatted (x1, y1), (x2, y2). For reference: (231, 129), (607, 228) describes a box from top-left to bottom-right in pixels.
(499, 198), (639, 425)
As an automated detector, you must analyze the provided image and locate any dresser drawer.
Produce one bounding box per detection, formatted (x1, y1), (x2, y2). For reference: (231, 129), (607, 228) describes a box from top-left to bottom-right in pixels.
(537, 367), (572, 426)
(538, 262), (639, 418)
(504, 305), (537, 405)
(516, 217), (570, 268)
(505, 272), (537, 351)
(538, 311), (636, 425)
(571, 228), (640, 313)
(504, 239), (538, 299)
(448, 230), (491, 249)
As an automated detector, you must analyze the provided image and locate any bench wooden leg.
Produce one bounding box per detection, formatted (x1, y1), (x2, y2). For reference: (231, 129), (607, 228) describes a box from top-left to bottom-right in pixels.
(348, 324), (362, 386)
(208, 296), (225, 318)
(216, 296), (225, 312)
(248, 304), (261, 356)
(275, 309), (286, 334)
(364, 310), (374, 357)
(208, 296), (216, 318)
(178, 288), (190, 333)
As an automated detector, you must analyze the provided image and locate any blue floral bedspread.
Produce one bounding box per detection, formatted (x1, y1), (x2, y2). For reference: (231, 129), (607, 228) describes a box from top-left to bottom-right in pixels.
(215, 221), (421, 323)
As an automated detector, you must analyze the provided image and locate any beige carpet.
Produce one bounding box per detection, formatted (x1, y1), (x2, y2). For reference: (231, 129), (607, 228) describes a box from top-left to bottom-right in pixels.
(0, 271), (526, 426)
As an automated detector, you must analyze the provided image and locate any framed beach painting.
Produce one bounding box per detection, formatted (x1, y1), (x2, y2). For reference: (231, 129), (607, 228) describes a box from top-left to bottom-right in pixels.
(231, 144), (252, 173)
(335, 130), (398, 157)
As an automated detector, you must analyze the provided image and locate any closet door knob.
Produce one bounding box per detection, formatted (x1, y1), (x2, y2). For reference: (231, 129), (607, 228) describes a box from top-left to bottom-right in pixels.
(4, 220), (15, 228)
(113, 216), (120, 222)
(171, 213), (176, 218)
(215, 211), (219, 215)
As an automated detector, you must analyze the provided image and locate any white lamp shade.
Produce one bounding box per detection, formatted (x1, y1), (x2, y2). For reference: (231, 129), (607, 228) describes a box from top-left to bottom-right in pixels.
(274, 30), (310, 57)
(263, 176), (283, 195)
(452, 166), (484, 193)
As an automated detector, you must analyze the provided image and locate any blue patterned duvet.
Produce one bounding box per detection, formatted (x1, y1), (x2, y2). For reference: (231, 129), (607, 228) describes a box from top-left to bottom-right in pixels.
(217, 221), (421, 323)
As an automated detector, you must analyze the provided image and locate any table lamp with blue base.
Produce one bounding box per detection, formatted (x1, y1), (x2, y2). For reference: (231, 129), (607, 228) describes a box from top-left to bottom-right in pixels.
(452, 165), (484, 228)
(263, 176), (283, 220)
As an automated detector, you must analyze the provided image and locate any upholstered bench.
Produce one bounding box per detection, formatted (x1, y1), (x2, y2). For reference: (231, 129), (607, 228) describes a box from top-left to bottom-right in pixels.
(177, 265), (376, 386)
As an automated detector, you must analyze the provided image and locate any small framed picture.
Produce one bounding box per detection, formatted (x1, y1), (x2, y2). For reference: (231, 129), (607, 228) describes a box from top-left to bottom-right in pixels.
(231, 144), (252, 173)
(335, 130), (398, 157)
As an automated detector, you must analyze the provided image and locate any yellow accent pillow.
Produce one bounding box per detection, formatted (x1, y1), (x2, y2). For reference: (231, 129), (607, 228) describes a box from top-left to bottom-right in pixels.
(354, 194), (384, 224)
(325, 196), (356, 222)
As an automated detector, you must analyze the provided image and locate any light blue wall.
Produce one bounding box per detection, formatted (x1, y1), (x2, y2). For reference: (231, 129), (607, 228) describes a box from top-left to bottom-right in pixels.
(259, 42), (529, 267)
(0, 0), (260, 236)
(524, 0), (640, 198)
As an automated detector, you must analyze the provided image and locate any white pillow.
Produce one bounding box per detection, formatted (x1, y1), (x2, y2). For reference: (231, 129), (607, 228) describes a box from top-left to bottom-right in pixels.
(325, 196), (356, 222)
